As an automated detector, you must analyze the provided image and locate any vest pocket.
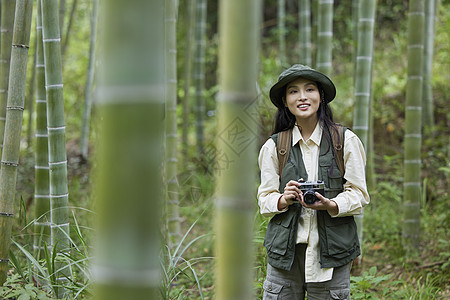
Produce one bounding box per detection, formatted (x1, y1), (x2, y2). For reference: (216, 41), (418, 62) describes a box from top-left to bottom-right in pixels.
(324, 216), (358, 257)
(264, 212), (294, 256)
(319, 163), (343, 192)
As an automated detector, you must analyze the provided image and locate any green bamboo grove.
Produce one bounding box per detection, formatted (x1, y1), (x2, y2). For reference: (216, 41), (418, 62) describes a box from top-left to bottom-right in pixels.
(316, 0), (333, 74)
(0, 0), (16, 158)
(214, 0), (260, 298)
(41, 0), (72, 296)
(33, 0), (51, 260)
(93, 1), (165, 299)
(352, 0), (377, 261)
(403, 0), (425, 252)
(0, 0), (33, 286)
(166, 0), (182, 248)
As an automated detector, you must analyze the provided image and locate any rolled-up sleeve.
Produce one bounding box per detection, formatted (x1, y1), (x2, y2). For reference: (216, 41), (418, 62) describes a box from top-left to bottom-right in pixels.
(257, 139), (286, 217)
(332, 130), (370, 217)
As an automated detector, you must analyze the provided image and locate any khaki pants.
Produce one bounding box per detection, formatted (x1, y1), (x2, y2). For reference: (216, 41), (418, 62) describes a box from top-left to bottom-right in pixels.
(263, 244), (351, 300)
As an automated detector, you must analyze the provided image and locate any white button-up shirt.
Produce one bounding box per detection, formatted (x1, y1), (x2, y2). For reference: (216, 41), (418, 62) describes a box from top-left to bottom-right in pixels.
(257, 123), (370, 282)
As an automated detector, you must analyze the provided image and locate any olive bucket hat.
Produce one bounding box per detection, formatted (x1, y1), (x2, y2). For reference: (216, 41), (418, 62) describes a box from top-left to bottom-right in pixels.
(269, 64), (336, 108)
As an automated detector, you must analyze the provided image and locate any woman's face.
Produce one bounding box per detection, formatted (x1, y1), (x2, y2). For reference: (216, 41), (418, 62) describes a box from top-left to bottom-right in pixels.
(284, 77), (321, 124)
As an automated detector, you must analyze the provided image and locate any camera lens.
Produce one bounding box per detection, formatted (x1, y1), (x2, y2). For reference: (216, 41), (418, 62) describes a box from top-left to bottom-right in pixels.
(304, 191), (316, 204)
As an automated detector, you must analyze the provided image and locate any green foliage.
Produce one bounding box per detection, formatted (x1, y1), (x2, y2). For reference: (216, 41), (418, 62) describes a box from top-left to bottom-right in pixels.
(0, 273), (52, 300)
(6, 209), (93, 299)
(350, 266), (392, 299)
(160, 218), (212, 300)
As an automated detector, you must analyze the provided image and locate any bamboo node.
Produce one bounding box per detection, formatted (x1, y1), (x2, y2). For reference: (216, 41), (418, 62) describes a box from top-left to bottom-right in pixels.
(12, 44), (29, 49)
(1, 161), (18, 167)
(0, 212), (14, 217)
(7, 106), (24, 111)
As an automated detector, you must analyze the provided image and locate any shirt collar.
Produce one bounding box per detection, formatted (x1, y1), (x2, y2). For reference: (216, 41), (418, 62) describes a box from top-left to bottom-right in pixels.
(292, 122), (323, 146)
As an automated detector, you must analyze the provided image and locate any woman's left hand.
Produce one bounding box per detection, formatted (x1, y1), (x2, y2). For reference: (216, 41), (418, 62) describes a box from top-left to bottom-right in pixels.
(299, 192), (339, 216)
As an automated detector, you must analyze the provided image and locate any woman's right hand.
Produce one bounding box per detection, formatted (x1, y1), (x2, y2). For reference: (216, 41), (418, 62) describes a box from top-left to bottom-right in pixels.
(277, 180), (303, 210)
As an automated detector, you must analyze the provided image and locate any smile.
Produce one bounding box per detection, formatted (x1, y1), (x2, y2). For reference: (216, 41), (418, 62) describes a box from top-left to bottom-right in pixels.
(297, 104), (310, 109)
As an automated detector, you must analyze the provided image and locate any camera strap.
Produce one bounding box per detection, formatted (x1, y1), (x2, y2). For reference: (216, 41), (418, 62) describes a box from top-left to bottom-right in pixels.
(330, 125), (345, 176)
(277, 129), (292, 177)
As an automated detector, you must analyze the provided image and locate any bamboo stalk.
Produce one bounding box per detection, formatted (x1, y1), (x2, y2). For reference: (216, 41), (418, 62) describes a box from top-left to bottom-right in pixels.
(316, 0), (334, 75)
(80, 0), (98, 159)
(0, 0), (33, 286)
(0, 0), (16, 158)
(59, 0), (66, 36)
(402, 0), (424, 253)
(25, 32), (36, 147)
(93, 1), (165, 299)
(166, 0), (181, 248)
(194, 0), (206, 155)
(215, 0), (260, 298)
(33, 0), (51, 261)
(298, 0), (312, 66)
(422, 0), (436, 130)
(61, 0), (77, 58)
(182, 0), (196, 164)
(352, 0), (377, 264)
(41, 0), (71, 296)
(278, 0), (286, 66)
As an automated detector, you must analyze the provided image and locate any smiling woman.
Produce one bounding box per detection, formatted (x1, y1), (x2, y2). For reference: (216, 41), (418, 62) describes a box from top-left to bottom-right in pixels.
(284, 78), (321, 135)
(257, 64), (370, 299)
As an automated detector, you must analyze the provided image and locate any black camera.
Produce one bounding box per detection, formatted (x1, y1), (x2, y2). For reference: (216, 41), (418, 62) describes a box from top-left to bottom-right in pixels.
(298, 180), (325, 205)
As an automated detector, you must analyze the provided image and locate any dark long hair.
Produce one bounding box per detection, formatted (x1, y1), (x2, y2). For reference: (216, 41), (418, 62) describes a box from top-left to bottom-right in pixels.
(272, 83), (340, 146)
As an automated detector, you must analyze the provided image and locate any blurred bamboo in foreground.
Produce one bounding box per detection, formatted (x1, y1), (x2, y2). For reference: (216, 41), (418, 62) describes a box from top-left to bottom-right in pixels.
(214, 0), (260, 299)
(93, 1), (165, 299)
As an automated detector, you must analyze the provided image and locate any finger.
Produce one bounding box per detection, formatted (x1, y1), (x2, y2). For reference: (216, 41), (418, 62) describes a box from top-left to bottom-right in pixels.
(315, 192), (327, 202)
(288, 180), (301, 187)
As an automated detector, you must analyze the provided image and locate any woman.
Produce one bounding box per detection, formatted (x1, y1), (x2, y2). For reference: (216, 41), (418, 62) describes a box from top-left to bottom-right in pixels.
(258, 64), (370, 299)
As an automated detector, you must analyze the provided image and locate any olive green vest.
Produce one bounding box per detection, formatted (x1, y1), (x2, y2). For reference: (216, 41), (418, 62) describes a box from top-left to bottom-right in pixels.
(264, 129), (360, 271)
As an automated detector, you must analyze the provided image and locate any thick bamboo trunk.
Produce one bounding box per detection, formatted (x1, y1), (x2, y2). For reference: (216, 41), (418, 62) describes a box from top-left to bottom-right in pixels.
(316, 0), (333, 75)
(0, 0), (33, 286)
(215, 0), (260, 298)
(194, 0), (206, 155)
(0, 0), (16, 158)
(352, 0), (376, 262)
(80, 0), (98, 159)
(93, 1), (165, 299)
(165, 0), (181, 248)
(33, 0), (50, 261)
(402, 0), (424, 253)
(298, 0), (312, 66)
(41, 0), (71, 296)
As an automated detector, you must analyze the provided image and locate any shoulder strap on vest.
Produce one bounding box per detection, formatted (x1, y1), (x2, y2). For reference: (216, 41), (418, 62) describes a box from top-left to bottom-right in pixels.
(330, 125), (345, 175)
(277, 129), (292, 177)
